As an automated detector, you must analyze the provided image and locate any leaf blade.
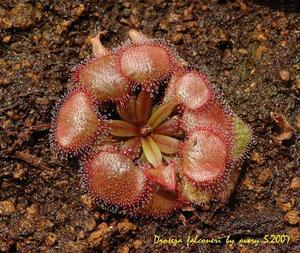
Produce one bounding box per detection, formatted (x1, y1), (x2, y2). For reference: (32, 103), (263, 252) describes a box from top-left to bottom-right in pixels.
(147, 102), (176, 129)
(154, 116), (183, 137)
(107, 120), (138, 137)
(117, 99), (137, 124)
(141, 136), (162, 167)
(151, 134), (180, 154)
(136, 89), (152, 125)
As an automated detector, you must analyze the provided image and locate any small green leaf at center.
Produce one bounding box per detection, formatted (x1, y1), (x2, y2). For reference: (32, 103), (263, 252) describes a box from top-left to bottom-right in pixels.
(141, 136), (162, 167)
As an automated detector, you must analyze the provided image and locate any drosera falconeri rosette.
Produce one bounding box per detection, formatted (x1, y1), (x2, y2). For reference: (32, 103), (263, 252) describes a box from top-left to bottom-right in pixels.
(51, 29), (252, 218)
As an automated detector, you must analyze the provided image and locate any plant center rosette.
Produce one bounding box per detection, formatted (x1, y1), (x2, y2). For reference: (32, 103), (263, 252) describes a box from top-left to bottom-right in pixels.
(51, 30), (251, 218)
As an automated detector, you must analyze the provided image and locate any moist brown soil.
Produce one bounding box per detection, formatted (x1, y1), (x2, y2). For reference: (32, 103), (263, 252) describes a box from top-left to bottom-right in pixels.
(0, 1), (299, 252)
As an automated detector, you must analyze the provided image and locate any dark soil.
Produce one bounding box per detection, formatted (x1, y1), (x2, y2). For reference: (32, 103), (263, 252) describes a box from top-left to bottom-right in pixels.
(0, 0), (299, 252)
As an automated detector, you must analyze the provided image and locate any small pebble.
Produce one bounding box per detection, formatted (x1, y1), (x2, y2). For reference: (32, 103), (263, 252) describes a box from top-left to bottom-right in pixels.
(276, 196), (295, 212)
(78, 230), (85, 239)
(117, 245), (130, 253)
(26, 204), (39, 216)
(54, 180), (68, 188)
(117, 219), (136, 234)
(133, 239), (142, 249)
(284, 210), (300, 225)
(201, 4), (208, 11)
(279, 69), (290, 81)
(85, 217), (96, 231)
(13, 167), (25, 179)
(2, 35), (11, 43)
(72, 4), (85, 18)
(80, 194), (93, 209)
(239, 1), (247, 11)
(290, 177), (300, 189)
(251, 151), (265, 164)
(170, 33), (183, 44)
(258, 168), (272, 185)
(159, 19), (168, 30)
(296, 114), (300, 130)
(255, 45), (268, 60)
(242, 176), (255, 190)
(239, 247), (255, 253)
(279, 40), (288, 47)
(0, 200), (16, 215)
(167, 12), (181, 23)
(88, 222), (110, 246)
(45, 233), (57, 246)
(295, 78), (300, 90)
